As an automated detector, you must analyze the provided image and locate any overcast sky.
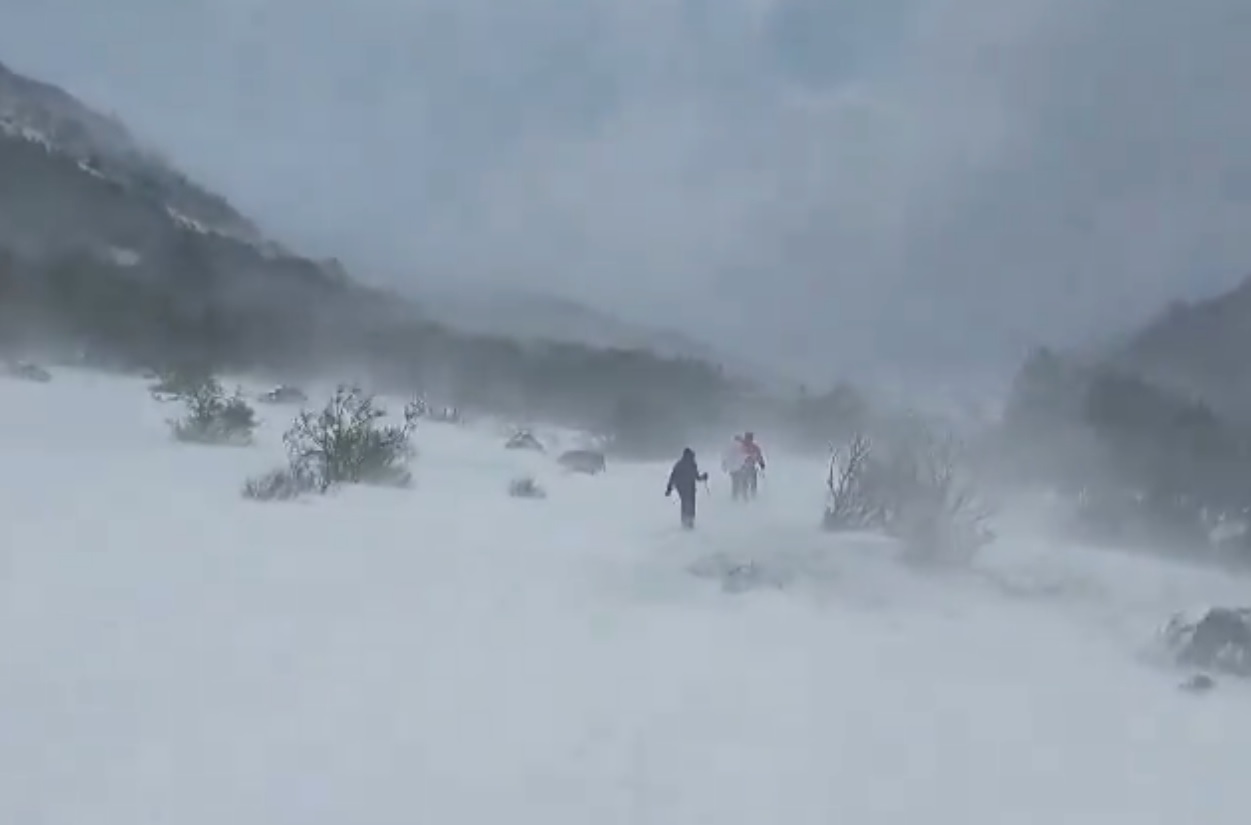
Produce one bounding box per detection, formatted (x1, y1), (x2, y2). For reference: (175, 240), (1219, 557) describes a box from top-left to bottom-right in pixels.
(3, 0), (1251, 385)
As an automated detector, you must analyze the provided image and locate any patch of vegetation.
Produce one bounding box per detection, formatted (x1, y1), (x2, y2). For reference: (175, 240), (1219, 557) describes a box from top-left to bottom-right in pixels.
(168, 376), (258, 446)
(1000, 347), (1251, 557)
(508, 476), (547, 499)
(244, 385), (419, 500)
(824, 429), (995, 565)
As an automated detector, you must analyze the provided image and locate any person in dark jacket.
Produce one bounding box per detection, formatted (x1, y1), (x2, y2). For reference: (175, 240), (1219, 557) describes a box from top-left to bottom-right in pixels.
(666, 447), (708, 529)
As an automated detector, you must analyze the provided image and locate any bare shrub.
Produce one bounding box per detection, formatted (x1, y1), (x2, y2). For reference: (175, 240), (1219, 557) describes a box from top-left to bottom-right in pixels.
(508, 475), (547, 499)
(883, 430), (996, 565)
(169, 377), (258, 446)
(823, 429), (995, 565)
(823, 434), (884, 530)
(282, 385), (419, 491)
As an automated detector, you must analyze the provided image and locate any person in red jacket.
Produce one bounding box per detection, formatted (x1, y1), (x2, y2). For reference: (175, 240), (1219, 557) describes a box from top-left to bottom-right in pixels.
(724, 431), (766, 500)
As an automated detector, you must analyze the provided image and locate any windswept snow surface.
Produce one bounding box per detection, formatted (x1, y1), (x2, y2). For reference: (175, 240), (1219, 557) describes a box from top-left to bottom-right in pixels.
(3, 368), (1251, 824)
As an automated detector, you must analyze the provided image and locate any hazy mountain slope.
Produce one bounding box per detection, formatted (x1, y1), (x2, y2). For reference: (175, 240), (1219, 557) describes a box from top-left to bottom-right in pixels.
(0, 108), (395, 370)
(0, 58), (262, 245)
(0, 56), (358, 305)
(1, 57), (737, 388)
(0, 59), (745, 447)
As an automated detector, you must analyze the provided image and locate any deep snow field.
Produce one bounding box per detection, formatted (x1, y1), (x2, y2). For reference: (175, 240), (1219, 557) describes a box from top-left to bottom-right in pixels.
(3, 367), (1251, 824)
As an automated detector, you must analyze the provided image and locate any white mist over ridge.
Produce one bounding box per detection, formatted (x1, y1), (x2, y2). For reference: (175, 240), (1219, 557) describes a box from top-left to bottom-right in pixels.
(3, 0), (1251, 381)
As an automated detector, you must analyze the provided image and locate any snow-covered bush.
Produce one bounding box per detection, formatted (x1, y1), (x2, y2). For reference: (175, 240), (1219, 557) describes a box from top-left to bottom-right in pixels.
(284, 385), (418, 491)
(243, 386), (419, 501)
(508, 475), (547, 499)
(407, 394), (430, 419)
(169, 377), (258, 446)
(823, 429), (994, 565)
(505, 429), (545, 452)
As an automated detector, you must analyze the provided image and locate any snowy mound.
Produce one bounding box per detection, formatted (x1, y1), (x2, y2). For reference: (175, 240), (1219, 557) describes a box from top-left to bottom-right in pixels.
(687, 551), (800, 593)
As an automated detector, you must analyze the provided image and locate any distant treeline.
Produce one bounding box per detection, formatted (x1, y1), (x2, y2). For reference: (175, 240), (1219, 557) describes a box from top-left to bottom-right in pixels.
(0, 235), (872, 457)
(988, 346), (1251, 555)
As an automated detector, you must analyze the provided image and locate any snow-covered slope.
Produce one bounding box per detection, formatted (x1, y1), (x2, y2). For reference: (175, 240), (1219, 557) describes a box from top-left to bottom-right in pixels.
(3, 369), (1251, 824)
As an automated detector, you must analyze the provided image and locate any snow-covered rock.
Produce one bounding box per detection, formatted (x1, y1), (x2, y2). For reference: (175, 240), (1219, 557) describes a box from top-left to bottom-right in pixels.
(1159, 606), (1251, 678)
(505, 430), (545, 452)
(558, 449), (606, 475)
(257, 385), (309, 405)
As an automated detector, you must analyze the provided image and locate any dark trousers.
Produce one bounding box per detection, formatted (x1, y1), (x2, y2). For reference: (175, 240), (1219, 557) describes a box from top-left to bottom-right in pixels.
(678, 491), (696, 529)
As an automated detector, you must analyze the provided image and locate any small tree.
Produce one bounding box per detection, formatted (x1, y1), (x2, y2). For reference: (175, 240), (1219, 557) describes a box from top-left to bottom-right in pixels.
(281, 385), (419, 491)
(169, 377), (258, 446)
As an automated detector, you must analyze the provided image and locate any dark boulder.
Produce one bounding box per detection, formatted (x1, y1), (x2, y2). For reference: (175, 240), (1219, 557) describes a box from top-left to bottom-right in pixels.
(557, 449), (606, 475)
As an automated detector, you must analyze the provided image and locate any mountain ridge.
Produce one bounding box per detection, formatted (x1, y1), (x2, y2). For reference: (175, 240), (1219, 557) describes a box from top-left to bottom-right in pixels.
(0, 58), (267, 247)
